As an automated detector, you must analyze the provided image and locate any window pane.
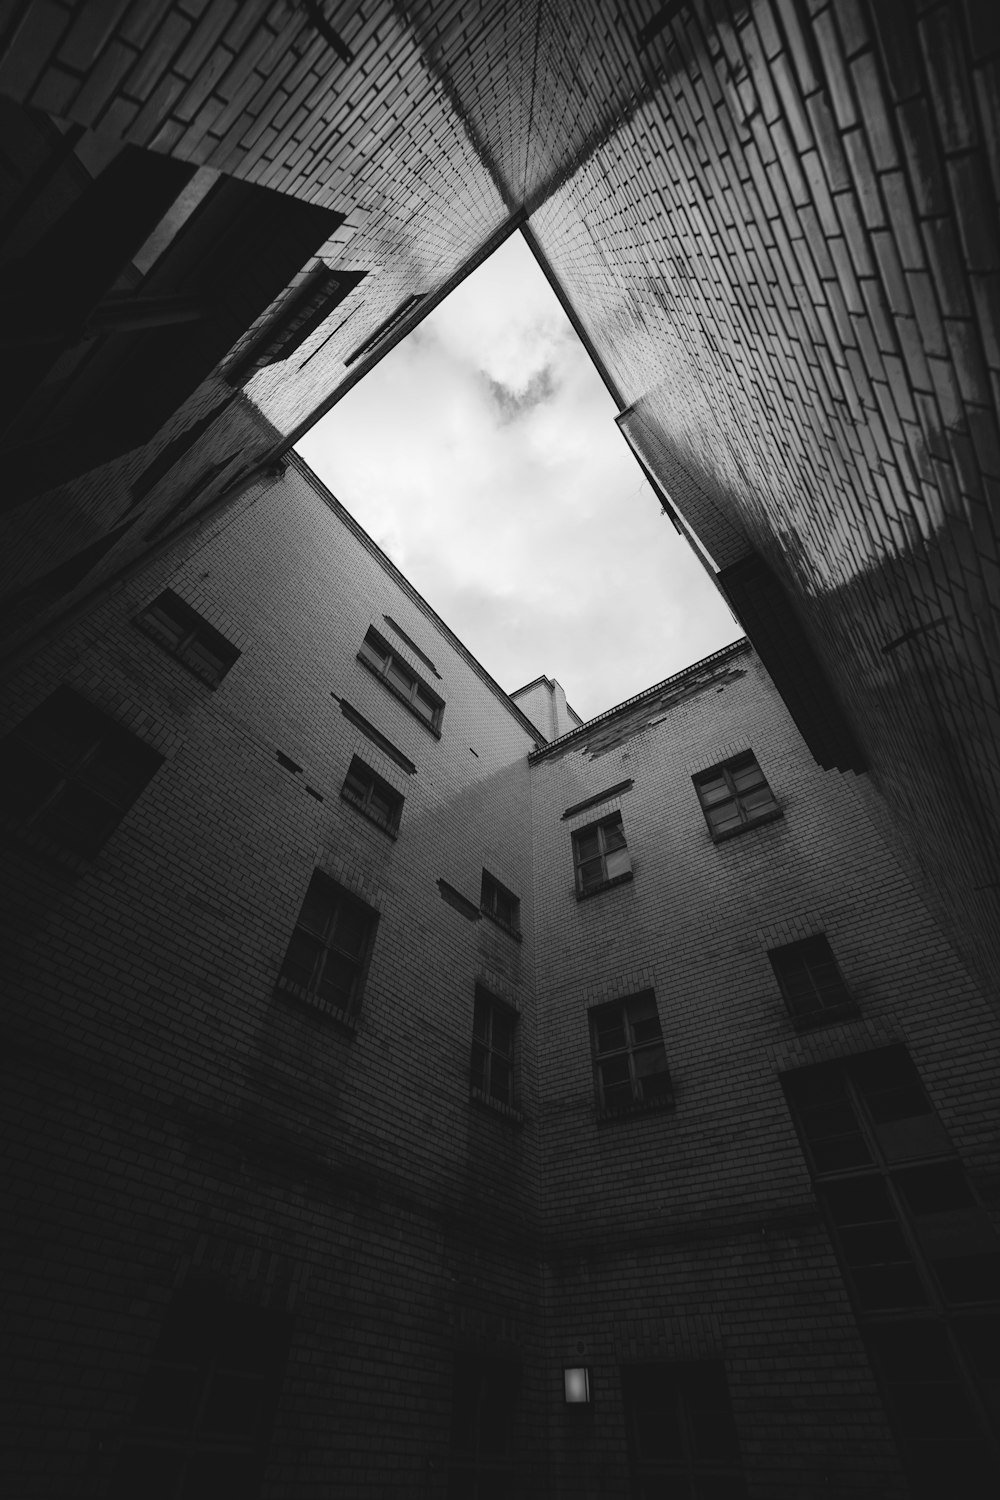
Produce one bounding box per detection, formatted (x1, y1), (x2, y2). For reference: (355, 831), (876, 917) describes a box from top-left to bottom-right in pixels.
(387, 660), (413, 693)
(490, 1057), (512, 1104)
(471, 1042), (487, 1093)
(575, 831), (600, 863)
(605, 846), (631, 880)
(473, 999), (489, 1042)
(144, 601), (188, 649)
(281, 930), (323, 989)
(594, 1011), (626, 1054)
(578, 857), (606, 890)
(80, 735), (157, 804)
(629, 995), (662, 1044)
(200, 1370), (265, 1435)
(343, 768), (368, 803)
(415, 686), (438, 720)
(731, 763), (765, 793)
(697, 775), (729, 804)
(491, 1009), (515, 1057)
(707, 802), (741, 832)
(601, 820), (627, 852)
(635, 1045), (669, 1082)
(298, 881), (336, 937)
(360, 635), (387, 668)
(180, 637), (229, 683)
(894, 1164), (975, 1215)
(741, 784), (776, 813)
(317, 952), (358, 1006)
(332, 904), (369, 958)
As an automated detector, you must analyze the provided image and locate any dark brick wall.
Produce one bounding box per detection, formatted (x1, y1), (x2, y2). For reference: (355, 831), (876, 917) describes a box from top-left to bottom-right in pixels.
(2, 458), (998, 1495)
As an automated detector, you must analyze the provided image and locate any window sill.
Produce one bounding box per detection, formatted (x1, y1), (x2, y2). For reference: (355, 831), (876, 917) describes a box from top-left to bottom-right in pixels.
(596, 1092), (675, 1124)
(789, 1005), (861, 1032)
(480, 907), (523, 942)
(356, 652), (442, 736)
(340, 789), (398, 838)
(275, 976), (358, 1034)
(709, 807), (783, 842)
(470, 1087), (523, 1125)
(576, 870), (634, 901)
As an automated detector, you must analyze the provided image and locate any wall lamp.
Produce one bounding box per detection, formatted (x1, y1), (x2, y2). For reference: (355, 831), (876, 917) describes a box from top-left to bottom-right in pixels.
(563, 1366), (591, 1404)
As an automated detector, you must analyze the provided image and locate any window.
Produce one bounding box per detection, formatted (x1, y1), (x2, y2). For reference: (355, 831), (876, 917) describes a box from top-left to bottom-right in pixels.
(783, 1050), (1000, 1496)
(341, 756), (403, 835)
(358, 626), (444, 733)
(480, 871), (520, 936)
(224, 264), (365, 385)
(136, 591), (240, 687)
(0, 687), (163, 856)
(276, 871), (378, 1022)
(692, 751), (779, 838)
(621, 1361), (747, 1500)
(470, 988), (518, 1113)
(109, 1282), (290, 1500)
(345, 293), (423, 365)
(590, 992), (672, 1117)
(768, 935), (856, 1027)
(572, 812), (631, 897)
(448, 1353), (520, 1499)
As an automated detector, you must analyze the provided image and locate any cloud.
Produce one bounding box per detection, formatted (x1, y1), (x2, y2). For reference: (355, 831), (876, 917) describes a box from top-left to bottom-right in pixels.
(296, 233), (742, 721)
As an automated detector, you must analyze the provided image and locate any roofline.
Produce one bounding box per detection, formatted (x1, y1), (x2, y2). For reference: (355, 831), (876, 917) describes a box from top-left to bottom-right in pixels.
(528, 638), (751, 762)
(510, 673), (583, 726)
(286, 451), (547, 746)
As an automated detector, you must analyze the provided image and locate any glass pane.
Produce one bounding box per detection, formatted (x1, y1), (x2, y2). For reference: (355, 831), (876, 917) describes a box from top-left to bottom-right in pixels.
(472, 1000), (490, 1042)
(490, 1057), (512, 1104)
(601, 820), (627, 852)
(823, 1177), (894, 1226)
(630, 996), (663, 1045)
(281, 930), (323, 989)
(23, 694), (103, 767)
(360, 635), (387, 668)
(298, 880), (335, 937)
(369, 788), (394, 824)
(731, 765), (765, 793)
(740, 784), (775, 812)
(387, 660), (413, 694)
(578, 857), (605, 891)
(333, 903), (369, 958)
(491, 1009), (515, 1057)
(634, 1045), (669, 1080)
(696, 775), (729, 805)
(854, 1051), (931, 1122)
(796, 1101), (871, 1173)
(2, 746), (61, 818)
(343, 768), (368, 803)
(594, 1011), (626, 1053)
(81, 735), (157, 803)
(317, 953), (357, 1006)
(181, 637), (228, 682)
(601, 1061), (633, 1110)
(605, 846), (631, 880)
(852, 1264), (927, 1309)
(707, 802), (741, 832)
(575, 831), (600, 863)
(934, 1253), (1000, 1303)
(895, 1164), (974, 1215)
(470, 1042), (487, 1093)
(144, 602), (188, 648)
(415, 687), (438, 721)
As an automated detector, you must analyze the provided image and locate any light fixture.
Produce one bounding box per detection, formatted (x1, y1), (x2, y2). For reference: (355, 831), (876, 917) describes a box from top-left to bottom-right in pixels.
(563, 1366), (591, 1404)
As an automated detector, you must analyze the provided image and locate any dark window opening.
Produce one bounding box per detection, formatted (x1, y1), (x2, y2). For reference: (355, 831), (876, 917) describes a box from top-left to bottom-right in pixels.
(782, 1050), (1000, 1495)
(135, 591), (240, 687)
(621, 1361), (747, 1499)
(693, 751), (779, 839)
(224, 263), (365, 386)
(572, 811), (632, 897)
(471, 988), (518, 1112)
(480, 870), (520, 936)
(0, 686), (163, 856)
(590, 991), (672, 1117)
(276, 870), (378, 1022)
(109, 1280), (290, 1500)
(358, 625), (444, 733)
(768, 934), (856, 1027)
(341, 755), (403, 835)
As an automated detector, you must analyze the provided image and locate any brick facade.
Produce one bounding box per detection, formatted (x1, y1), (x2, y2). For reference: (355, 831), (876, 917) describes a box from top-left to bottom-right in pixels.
(2, 456), (998, 1496)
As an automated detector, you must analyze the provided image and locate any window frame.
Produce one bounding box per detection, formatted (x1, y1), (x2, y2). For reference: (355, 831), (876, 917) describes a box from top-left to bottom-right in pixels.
(589, 991), (673, 1120)
(692, 751), (780, 841)
(768, 934), (858, 1029)
(357, 626), (444, 735)
(275, 871), (378, 1028)
(571, 811), (633, 899)
(782, 1050), (1000, 1492)
(470, 987), (521, 1121)
(340, 755), (403, 836)
(480, 870), (521, 939)
(135, 590), (240, 688)
(0, 686), (163, 858)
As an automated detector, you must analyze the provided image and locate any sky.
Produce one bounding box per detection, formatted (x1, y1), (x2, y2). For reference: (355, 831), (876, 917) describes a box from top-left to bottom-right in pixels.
(296, 232), (742, 724)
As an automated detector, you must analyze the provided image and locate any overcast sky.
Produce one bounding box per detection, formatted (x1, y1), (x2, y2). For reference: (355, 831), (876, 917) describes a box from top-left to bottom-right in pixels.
(296, 232), (741, 724)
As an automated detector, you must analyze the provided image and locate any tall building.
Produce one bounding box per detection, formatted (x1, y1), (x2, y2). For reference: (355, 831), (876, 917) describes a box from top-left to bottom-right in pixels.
(0, 1), (997, 998)
(2, 454), (998, 1497)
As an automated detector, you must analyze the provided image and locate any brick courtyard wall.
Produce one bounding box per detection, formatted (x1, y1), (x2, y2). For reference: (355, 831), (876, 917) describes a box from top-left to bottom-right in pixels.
(529, 644), (1000, 1498)
(0, 457), (545, 1497)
